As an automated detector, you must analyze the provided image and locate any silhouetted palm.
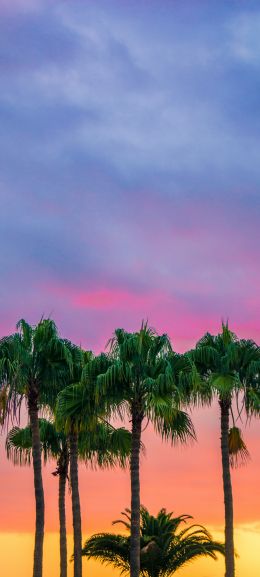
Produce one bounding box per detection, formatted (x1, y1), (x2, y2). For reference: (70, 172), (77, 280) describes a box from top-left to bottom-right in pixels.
(82, 506), (225, 577)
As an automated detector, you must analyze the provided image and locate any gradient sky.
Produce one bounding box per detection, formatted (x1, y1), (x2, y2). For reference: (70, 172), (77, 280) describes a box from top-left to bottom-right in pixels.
(0, 0), (260, 575)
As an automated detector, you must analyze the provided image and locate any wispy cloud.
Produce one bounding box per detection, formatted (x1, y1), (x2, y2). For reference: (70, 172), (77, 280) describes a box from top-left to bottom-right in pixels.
(0, 0), (259, 351)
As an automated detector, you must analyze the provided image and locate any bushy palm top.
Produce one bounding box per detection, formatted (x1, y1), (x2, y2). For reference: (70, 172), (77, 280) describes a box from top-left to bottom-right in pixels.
(82, 507), (225, 577)
(191, 323), (260, 404)
(191, 323), (260, 463)
(6, 419), (131, 470)
(0, 319), (77, 419)
(6, 418), (63, 466)
(95, 323), (196, 441)
(55, 323), (198, 442)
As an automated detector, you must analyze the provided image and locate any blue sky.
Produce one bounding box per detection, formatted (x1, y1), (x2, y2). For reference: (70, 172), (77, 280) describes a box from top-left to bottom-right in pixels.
(0, 0), (259, 350)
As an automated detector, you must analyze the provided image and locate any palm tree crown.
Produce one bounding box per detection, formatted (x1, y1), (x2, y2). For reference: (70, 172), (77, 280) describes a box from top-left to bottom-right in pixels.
(82, 506), (225, 577)
(96, 323), (195, 440)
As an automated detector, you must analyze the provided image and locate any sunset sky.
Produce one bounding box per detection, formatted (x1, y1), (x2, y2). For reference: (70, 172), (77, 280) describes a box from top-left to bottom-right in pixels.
(0, 0), (260, 575)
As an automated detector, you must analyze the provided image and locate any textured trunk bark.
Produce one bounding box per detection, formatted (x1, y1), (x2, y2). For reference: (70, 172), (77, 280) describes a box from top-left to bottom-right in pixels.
(69, 432), (82, 577)
(130, 407), (142, 577)
(59, 468), (67, 577)
(28, 394), (45, 577)
(220, 398), (235, 577)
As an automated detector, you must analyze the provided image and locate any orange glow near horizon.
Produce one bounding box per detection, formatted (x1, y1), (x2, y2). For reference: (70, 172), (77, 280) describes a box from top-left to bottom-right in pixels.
(1, 528), (260, 577)
(1, 403), (260, 575)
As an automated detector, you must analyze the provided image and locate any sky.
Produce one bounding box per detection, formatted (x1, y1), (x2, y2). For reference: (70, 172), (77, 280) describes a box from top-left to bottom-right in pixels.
(0, 0), (260, 575)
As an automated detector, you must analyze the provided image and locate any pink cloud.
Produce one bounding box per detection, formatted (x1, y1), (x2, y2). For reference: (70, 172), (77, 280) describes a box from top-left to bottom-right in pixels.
(43, 282), (161, 311)
(73, 288), (157, 310)
(40, 280), (259, 352)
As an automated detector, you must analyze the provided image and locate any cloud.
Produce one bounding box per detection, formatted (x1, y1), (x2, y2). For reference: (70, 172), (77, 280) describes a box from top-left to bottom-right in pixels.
(0, 0), (259, 353)
(1, 0), (260, 184)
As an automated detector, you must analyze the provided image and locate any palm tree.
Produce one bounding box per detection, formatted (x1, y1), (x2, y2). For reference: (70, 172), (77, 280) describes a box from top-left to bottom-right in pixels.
(6, 419), (69, 577)
(55, 346), (93, 577)
(56, 346), (87, 577)
(94, 323), (196, 577)
(191, 323), (260, 577)
(6, 418), (131, 577)
(82, 506), (225, 576)
(55, 357), (132, 577)
(0, 319), (72, 577)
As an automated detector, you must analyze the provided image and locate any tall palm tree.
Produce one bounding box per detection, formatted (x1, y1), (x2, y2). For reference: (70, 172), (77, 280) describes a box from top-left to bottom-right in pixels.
(55, 346), (94, 577)
(191, 323), (260, 577)
(57, 346), (87, 577)
(94, 322), (196, 577)
(56, 355), (132, 577)
(0, 319), (72, 577)
(6, 418), (131, 577)
(82, 506), (225, 576)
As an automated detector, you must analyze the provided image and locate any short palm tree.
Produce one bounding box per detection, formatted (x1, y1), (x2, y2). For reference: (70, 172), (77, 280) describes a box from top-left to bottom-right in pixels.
(0, 319), (72, 577)
(6, 419), (69, 577)
(82, 506), (225, 576)
(95, 323), (196, 577)
(6, 418), (131, 577)
(191, 323), (260, 577)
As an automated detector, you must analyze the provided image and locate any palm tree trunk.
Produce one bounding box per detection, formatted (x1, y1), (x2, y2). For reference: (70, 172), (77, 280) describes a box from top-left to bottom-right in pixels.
(69, 432), (82, 577)
(28, 392), (45, 577)
(59, 461), (68, 577)
(220, 398), (235, 577)
(130, 405), (143, 577)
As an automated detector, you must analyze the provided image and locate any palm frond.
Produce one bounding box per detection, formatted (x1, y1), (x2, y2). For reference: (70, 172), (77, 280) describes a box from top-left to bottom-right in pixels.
(55, 381), (100, 432)
(6, 418), (64, 465)
(150, 399), (196, 444)
(82, 506), (224, 576)
(78, 424), (131, 469)
(228, 426), (250, 468)
(82, 533), (130, 574)
(6, 425), (33, 465)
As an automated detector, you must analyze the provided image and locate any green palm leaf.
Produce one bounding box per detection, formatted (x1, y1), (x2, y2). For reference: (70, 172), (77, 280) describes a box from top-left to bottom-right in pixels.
(82, 507), (224, 576)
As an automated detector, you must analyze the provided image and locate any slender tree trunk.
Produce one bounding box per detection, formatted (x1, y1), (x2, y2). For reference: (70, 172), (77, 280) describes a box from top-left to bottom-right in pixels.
(220, 397), (235, 577)
(28, 391), (45, 577)
(59, 446), (68, 577)
(130, 405), (143, 577)
(69, 432), (82, 577)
